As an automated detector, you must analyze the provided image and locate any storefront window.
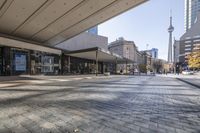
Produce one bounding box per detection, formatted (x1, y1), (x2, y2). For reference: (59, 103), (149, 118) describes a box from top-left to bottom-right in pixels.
(11, 48), (29, 75)
(15, 53), (27, 72)
(41, 56), (54, 73)
(30, 51), (60, 75)
(68, 56), (103, 74)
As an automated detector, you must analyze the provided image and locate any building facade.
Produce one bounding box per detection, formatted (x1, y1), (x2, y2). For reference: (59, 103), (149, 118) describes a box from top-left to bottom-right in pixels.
(180, 13), (200, 66)
(108, 38), (137, 61)
(185, 0), (200, 31)
(139, 51), (152, 72)
(108, 38), (137, 73)
(173, 39), (180, 63)
(179, 37), (200, 64)
(142, 48), (158, 59)
(151, 48), (158, 59)
(56, 32), (108, 51)
(0, 35), (128, 76)
(0, 36), (62, 76)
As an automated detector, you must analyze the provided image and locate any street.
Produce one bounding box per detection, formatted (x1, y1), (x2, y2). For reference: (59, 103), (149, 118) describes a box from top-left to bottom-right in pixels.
(0, 75), (200, 133)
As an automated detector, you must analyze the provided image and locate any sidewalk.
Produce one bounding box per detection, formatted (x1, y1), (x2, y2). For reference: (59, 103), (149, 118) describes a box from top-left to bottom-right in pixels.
(0, 74), (116, 88)
(157, 74), (200, 88)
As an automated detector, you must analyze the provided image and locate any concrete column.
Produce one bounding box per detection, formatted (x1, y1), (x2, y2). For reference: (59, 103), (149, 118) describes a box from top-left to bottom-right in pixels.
(103, 63), (105, 74)
(126, 60), (128, 74)
(96, 50), (98, 76)
(59, 53), (62, 75)
(28, 51), (31, 75)
(68, 56), (70, 73)
(115, 58), (118, 74)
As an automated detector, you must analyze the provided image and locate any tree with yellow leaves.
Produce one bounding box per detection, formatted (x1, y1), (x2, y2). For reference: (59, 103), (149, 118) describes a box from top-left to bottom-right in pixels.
(186, 45), (200, 69)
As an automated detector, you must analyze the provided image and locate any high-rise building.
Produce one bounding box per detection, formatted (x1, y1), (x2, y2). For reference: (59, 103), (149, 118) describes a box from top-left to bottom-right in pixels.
(173, 39), (180, 63)
(143, 48), (158, 59)
(151, 48), (158, 59)
(184, 0), (200, 31)
(168, 15), (174, 63)
(87, 26), (98, 35)
(180, 13), (200, 65)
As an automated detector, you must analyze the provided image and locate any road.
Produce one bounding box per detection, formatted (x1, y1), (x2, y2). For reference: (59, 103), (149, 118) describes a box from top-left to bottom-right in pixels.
(0, 75), (200, 133)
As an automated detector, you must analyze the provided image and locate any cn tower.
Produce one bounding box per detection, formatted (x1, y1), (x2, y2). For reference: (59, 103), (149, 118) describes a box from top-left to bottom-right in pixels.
(167, 14), (174, 63)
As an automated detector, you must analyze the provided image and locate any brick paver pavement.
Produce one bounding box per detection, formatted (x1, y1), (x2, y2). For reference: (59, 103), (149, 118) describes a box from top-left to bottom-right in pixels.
(0, 76), (200, 133)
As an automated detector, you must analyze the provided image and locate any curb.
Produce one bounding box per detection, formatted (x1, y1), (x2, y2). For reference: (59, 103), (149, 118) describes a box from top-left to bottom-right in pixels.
(176, 78), (200, 89)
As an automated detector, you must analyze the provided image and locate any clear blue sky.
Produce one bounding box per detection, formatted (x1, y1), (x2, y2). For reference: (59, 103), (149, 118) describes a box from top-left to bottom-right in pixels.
(98, 0), (184, 60)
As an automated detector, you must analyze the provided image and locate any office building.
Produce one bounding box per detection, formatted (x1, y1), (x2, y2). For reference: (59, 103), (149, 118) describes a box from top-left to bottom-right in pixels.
(143, 48), (158, 59)
(151, 48), (158, 59)
(180, 13), (200, 65)
(173, 39), (180, 63)
(185, 0), (200, 31)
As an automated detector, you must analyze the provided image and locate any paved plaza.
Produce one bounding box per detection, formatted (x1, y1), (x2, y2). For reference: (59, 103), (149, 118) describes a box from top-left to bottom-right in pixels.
(0, 75), (200, 133)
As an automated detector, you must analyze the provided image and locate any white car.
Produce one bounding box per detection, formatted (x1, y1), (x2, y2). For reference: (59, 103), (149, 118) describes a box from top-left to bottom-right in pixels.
(182, 70), (194, 75)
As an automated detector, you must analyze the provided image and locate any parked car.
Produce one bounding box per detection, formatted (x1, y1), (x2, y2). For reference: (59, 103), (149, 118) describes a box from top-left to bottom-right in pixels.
(182, 70), (194, 75)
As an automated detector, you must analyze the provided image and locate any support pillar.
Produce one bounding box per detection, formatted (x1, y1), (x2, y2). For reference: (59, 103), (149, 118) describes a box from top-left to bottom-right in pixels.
(126, 60), (128, 74)
(68, 56), (70, 73)
(115, 58), (118, 74)
(96, 50), (98, 76)
(59, 53), (63, 75)
(103, 63), (105, 74)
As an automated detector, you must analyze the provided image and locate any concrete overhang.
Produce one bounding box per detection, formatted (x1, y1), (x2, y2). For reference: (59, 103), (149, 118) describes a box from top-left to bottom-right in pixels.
(66, 47), (133, 63)
(0, 36), (62, 55)
(0, 0), (148, 47)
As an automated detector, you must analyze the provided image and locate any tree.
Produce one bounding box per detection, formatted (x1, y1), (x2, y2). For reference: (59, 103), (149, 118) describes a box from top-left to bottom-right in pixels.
(186, 45), (200, 69)
(139, 64), (147, 73)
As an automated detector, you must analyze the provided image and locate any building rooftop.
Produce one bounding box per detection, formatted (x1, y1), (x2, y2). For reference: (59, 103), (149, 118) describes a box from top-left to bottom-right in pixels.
(108, 38), (136, 48)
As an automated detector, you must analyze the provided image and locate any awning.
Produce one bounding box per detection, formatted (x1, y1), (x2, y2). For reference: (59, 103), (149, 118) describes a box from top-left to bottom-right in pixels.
(66, 47), (133, 64)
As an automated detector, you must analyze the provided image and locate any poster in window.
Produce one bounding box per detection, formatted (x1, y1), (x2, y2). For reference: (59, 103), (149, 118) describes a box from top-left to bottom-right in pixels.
(15, 54), (26, 71)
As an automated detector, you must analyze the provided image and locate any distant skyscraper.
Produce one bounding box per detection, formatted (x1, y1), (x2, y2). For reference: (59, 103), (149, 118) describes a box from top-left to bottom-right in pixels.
(168, 15), (174, 63)
(184, 0), (200, 31)
(143, 48), (158, 59)
(87, 26), (98, 35)
(150, 48), (158, 59)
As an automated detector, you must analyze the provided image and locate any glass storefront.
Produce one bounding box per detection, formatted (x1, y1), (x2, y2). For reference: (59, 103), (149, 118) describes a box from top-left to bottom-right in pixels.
(30, 51), (60, 75)
(62, 55), (103, 75)
(11, 48), (29, 75)
(0, 45), (116, 76)
(0, 46), (61, 76)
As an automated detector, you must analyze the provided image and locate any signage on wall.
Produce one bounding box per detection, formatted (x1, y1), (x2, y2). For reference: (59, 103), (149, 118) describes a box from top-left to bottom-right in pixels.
(15, 53), (26, 71)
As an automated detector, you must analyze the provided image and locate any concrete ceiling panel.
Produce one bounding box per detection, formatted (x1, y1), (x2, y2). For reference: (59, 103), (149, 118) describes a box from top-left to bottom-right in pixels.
(0, 0), (47, 33)
(13, 0), (84, 38)
(0, 0), (148, 46)
(32, 0), (116, 42)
